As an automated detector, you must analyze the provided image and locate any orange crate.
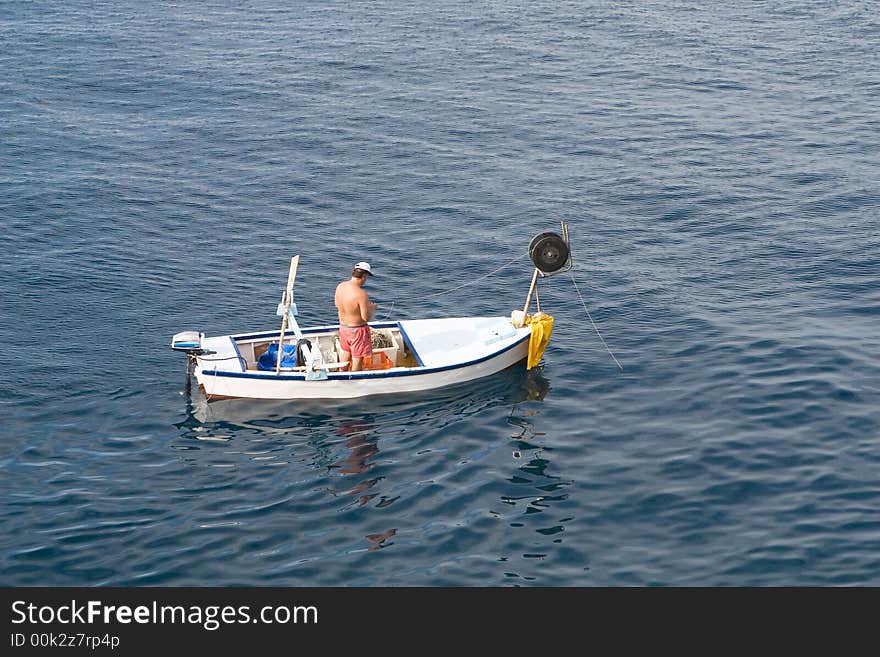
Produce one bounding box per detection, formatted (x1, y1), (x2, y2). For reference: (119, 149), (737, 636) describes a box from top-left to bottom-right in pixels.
(361, 351), (394, 370)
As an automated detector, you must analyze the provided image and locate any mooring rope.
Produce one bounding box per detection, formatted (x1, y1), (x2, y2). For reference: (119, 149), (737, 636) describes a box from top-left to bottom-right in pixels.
(422, 251), (530, 300)
(568, 271), (623, 371)
(377, 251), (529, 319)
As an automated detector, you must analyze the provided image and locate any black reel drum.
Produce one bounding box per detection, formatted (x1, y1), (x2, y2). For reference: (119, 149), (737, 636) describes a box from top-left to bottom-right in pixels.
(528, 232), (570, 274)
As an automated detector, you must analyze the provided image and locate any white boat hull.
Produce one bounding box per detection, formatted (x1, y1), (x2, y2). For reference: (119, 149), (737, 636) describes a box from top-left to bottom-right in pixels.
(191, 316), (533, 400)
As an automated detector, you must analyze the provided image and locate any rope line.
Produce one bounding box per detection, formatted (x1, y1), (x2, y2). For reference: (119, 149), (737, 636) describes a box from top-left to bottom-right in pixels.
(568, 271), (623, 371)
(419, 251), (529, 300)
(377, 251), (529, 318)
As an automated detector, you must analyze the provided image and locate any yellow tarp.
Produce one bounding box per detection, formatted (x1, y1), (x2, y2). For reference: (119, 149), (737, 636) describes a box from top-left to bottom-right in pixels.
(527, 312), (554, 369)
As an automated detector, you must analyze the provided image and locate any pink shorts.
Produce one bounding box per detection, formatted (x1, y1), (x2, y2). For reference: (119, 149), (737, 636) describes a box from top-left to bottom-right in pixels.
(338, 325), (373, 359)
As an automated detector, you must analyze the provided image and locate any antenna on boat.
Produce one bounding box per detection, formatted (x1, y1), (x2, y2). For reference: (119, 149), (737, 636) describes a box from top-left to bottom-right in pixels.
(276, 255), (300, 374)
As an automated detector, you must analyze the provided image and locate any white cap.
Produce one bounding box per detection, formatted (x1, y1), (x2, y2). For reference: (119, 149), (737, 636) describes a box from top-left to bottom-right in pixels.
(354, 261), (374, 276)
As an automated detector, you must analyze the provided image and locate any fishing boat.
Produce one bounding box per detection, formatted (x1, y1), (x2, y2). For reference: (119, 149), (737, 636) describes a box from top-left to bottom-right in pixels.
(171, 226), (571, 400)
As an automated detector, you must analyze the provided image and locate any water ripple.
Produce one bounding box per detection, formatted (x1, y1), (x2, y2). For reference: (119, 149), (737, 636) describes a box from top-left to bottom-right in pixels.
(2, 0), (879, 586)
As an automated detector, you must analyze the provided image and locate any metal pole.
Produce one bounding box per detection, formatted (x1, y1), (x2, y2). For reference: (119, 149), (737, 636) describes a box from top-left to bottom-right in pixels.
(185, 355), (193, 396)
(522, 267), (540, 318)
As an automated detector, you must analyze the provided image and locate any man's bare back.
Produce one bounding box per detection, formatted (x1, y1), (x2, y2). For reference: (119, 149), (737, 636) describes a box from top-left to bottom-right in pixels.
(335, 279), (375, 326)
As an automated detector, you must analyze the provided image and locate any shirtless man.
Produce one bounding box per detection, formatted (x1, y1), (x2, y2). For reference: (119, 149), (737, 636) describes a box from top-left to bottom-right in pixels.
(334, 261), (377, 372)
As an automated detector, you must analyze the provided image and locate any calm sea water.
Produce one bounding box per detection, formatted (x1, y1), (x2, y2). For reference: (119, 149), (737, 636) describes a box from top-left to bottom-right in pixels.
(2, 0), (878, 586)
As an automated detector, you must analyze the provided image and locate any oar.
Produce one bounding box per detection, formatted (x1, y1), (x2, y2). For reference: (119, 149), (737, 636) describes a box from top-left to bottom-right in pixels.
(276, 255), (300, 374)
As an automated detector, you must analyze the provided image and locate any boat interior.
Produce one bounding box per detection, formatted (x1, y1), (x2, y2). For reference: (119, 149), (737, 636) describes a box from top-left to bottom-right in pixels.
(234, 325), (421, 372)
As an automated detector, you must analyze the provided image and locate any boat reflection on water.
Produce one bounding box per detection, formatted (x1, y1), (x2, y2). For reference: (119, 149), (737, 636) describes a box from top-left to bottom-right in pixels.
(172, 363), (557, 559)
(176, 362), (550, 436)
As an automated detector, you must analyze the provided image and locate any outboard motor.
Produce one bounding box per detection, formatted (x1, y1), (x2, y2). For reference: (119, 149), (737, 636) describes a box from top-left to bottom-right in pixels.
(171, 330), (204, 354)
(171, 331), (209, 394)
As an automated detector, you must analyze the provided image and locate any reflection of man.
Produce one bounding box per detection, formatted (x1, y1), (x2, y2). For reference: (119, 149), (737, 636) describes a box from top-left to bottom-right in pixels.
(326, 419), (379, 507)
(334, 261), (377, 372)
(339, 433), (379, 476)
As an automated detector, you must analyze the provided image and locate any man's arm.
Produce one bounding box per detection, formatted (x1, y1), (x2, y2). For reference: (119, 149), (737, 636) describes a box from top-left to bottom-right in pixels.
(358, 292), (377, 322)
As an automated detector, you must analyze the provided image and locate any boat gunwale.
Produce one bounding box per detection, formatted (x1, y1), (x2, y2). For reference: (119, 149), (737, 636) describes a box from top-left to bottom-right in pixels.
(232, 320), (403, 343)
(231, 320), (425, 368)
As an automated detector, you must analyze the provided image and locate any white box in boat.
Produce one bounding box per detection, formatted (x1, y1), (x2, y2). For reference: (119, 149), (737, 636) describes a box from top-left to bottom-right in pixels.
(330, 328), (400, 366)
(371, 329), (399, 366)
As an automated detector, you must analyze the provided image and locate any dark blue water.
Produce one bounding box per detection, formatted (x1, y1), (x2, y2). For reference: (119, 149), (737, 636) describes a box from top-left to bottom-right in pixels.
(2, 0), (879, 586)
